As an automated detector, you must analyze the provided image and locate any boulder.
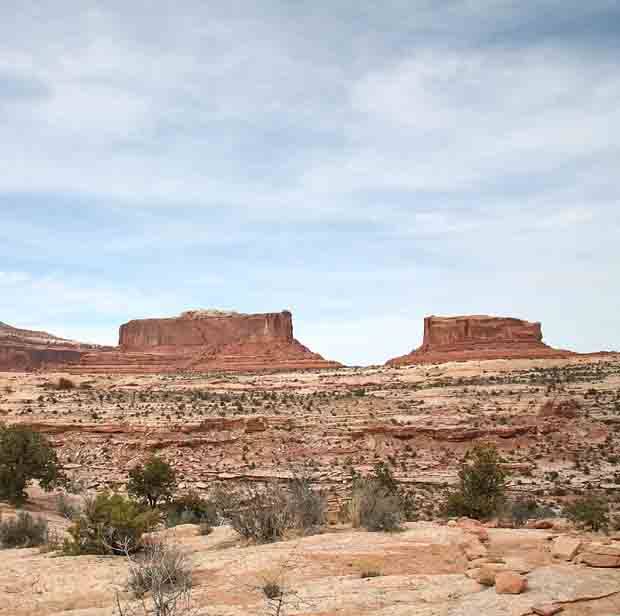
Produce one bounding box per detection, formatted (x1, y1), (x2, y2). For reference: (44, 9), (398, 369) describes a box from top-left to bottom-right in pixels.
(495, 571), (528, 594)
(551, 535), (582, 561)
(462, 537), (488, 560)
(456, 518), (489, 542)
(577, 542), (620, 567)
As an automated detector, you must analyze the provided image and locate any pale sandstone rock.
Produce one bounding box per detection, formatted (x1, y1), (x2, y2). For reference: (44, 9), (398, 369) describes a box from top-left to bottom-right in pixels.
(463, 537), (488, 560)
(495, 570), (528, 594)
(532, 605), (563, 615)
(551, 535), (582, 561)
(457, 517), (489, 542)
(578, 551), (620, 567)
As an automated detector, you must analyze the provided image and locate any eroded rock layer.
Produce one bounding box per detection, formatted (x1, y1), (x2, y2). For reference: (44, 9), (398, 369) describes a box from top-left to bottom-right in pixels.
(75, 310), (340, 373)
(0, 321), (101, 371)
(387, 315), (574, 365)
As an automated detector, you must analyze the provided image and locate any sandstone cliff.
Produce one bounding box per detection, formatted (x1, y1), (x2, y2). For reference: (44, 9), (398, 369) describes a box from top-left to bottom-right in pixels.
(0, 321), (102, 371)
(75, 309), (340, 373)
(386, 315), (574, 366)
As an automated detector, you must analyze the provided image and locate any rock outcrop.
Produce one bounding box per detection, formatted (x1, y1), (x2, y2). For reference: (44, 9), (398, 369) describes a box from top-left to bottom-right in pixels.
(0, 321), (102, 371)
(386, 315), (574, 366)
(75, 310), (340, 373)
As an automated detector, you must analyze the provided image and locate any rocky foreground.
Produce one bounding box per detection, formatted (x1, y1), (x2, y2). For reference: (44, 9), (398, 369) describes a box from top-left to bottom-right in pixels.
(2, 490), (620, 616)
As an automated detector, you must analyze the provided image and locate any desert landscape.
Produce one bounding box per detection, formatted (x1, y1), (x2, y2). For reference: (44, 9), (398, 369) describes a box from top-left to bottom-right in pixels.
(2, 2), (619, 614)
(2, 310), (620, 615)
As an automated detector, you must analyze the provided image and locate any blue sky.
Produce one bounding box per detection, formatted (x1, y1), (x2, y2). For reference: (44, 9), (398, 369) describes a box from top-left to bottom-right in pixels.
(1, 1), (619, 365)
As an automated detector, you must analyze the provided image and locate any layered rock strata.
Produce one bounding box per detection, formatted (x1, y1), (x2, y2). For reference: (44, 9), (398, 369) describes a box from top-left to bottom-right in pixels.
(387, 315), (573, 366)
(75, 310), (340, 373)
(0, 321), (102, 371)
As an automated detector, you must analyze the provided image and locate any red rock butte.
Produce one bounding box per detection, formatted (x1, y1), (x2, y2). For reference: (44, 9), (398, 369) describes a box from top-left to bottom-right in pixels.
(74, 309), (341, 374)
(386, 315), (575, 366)
(0, 321), (104, 371)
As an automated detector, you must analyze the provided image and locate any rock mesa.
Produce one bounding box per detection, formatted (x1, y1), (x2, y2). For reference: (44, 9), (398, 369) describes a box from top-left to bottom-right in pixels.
(386, 315), (574, 366)
(75, 310), (340, 373)
(0, 321), (102, 371)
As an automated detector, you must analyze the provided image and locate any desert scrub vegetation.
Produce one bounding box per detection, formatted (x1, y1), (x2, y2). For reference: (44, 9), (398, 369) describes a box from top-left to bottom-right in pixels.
(117, 538), (195, 616)
(128, 456), (178, 508)
(165, 491), (219, 529)
(64, 491), (160, 555)
(0, 511), (48, 549)
(224, 478), (326, 543)
(0, 424), (61, 505)
(344, 461), (414, 532)
(443, 443), (507, 520)
(503, 498), (556, 527)
(564, 494), (610, 532)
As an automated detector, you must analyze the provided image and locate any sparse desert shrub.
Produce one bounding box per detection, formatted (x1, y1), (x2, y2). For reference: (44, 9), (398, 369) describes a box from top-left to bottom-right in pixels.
(344, 461), (409, 531)
(64, 492), (160, 555)
(0, 511), (48, 548)
(55, 377), (76, 390)
(127, 457), (177, 508)
(166, 492), (219, 528)
(262, 581), (282, 599)
(351, 479), (402, 532)
(117, 539), (194, 616)
(287, 475), (326, 532)
(127, 539), (192, 599)
(564, 495), (609, 532)
(506, 498), (556, 527)
(56, 493), (81, 520)
(443, 443), (507, 520)
(227, 483), (294, 543)
(0, 425), (61, 505)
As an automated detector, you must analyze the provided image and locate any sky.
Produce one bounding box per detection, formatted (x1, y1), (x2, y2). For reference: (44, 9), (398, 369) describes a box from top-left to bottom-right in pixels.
(1, 1), (619, 365)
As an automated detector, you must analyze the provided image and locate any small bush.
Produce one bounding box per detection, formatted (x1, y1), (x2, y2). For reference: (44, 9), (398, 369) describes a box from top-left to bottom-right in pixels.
(127, 539), (192, 599)
(352, 479), (402, 532)
(127, 456), (177, 508)
(56, 493), (81, 520)
(0, 511), (48, 548)
(0, 425), (61, 505)
(262, 581), (282, 599)
(443, 443), (507, 520)
(55, 377), (76, 390)
(228, 483), (294, 543)
(64, 492), (160, 555)
(287, 475), (326, 533)
(565, 495), (609, 532)
(506, 498), (556, 527)
(166, 491), (218, 528)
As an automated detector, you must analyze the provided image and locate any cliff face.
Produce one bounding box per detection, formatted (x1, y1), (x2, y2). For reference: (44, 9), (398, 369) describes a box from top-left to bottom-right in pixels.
(120, 310), (294, 351)
(0, 322), (100, 371)
(386, 315), (574, 366)
(75, 310), (340, 374)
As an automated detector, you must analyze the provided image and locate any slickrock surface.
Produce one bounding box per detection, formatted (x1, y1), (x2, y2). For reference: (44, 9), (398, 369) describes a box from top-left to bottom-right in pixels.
(387, 315), (574, 366)
(2, 492), (620, 616)
(0, 321), (103, 371)
(74, 310), (340, 374)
